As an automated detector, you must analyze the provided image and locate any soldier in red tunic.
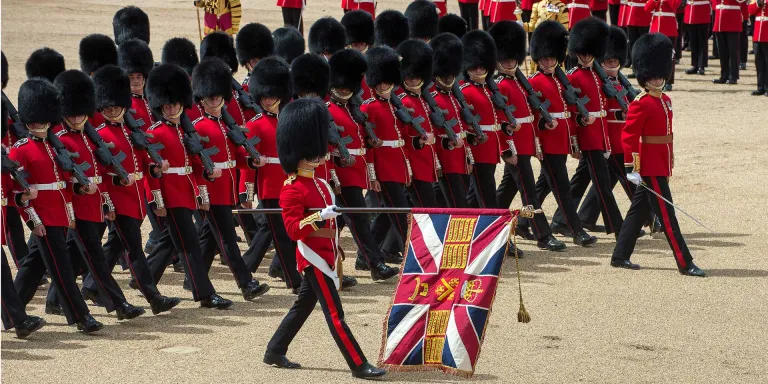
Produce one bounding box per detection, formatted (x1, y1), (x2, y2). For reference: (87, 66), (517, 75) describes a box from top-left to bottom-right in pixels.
(683, 0), (713, 75)
(611, 33), (705, 277)
(374, 10), (410, 49)
(646, 0), (682, 90)
(625, 0), (652, 75)
(592, 0), (610, 19)
(278, 0), (305, 34)
(113, 6), (150, 46)
(79, 34), (118, 129)
(263, 97), (386, 380)
(489, 0), (519, 25)
(406, 0), (440, 41)
(341, 10), (375, 100)
(458, 0), (481, 31)
(344, 0), (376, 17)
(712, 0), (745, 84)
(749, 0), (768, 95)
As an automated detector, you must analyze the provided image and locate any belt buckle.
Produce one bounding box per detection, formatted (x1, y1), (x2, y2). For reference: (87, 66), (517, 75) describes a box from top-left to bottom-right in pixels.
(134, 171), (143, 180)
(185, 166), (193, 174)
(360, 147), (366, 156)
(57, 181), (67, 189)
(93, 176), (102, 184)
(397, 139), (404, 147)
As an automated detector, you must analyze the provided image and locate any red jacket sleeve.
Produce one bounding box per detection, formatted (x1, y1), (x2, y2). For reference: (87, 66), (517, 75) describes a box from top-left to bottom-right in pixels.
(279, 184), (323, 241)
(621, 99), (646, 165)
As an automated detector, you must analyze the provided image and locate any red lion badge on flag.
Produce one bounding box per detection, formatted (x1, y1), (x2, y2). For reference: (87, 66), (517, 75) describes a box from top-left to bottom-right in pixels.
(378, 208), (517, 377)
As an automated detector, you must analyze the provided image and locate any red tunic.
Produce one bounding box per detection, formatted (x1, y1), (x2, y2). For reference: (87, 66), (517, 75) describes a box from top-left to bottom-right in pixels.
(346, 0), (376, 18)
(481, 0), (493, 16)
(684, 0), (712, 24)
(566, 0), (593, 28)
(328, 101), (370, 189)
(361, 96), (411, 184)
(619, 0), (630, 26)
(622, 92), (674, 177)
(567, 66), (610, 152)
(460, 81), (505, 164)
(749, 1), (768, 42)
(1, 171), (11, 245)
(399, 91), (439, 183)
(131, 94), (155, 131)
(591, 0), (610, 11)
(432, 0), (448, 16)
(431, 86), (470, 175)
(713, 0), (744, 32)
(521, 0), (539, 9)
(626, 0), (653, 26)
(145, 121), (201, 210)
(277, 0), (304, 9)
(496, 74), (539, 156)
(605, 77), (629, 154)
(89, 113), (105, 130)
(646, 0), (682, 37)
(459, 0), (480, 4)
(527, 71), (576, 155)
(193, 113), (249, 206)
(489, 0), (518, 23)
(245, 112), (286, 200)
(57, 126), (110, 223)
(360, 80), (374, 101)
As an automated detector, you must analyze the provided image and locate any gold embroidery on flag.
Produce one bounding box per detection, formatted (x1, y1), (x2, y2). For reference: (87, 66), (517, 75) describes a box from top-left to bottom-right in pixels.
(440, 217), (476, 269)
(425, 310), (451, 363)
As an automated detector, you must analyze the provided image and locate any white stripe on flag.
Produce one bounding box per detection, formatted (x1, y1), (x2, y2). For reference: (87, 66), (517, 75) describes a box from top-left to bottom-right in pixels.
(446, 309), (473, 372)
(383, 304), (430, 361)
(464, 223), (511, 276)
(415, 214), (444, 269)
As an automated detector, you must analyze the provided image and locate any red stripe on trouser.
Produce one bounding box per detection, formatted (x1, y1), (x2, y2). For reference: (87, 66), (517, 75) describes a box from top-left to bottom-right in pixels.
(339, 194), (372, 265)
(265, 214), (295, 288)
(412, 183), (425, 207)
(650, 177), (686, 268)
(544, 158), (575, 233)
(114, 219), (151, 299)
(380, 186), (406, 236)
(168, 210), (201, 295)
(1, 300), (15, 328)
(208, 209), (241, 285)
(515, 165), (541, 235)
(42, 234), (79, 321)
(74, 228), (115, 307)
(587, 155), (615, 232)
(312, 267), (363, 366)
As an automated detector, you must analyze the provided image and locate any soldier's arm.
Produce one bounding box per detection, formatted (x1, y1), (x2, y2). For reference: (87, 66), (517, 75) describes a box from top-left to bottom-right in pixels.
(280, 184), (324, 241)
(621, 99), (647, 172)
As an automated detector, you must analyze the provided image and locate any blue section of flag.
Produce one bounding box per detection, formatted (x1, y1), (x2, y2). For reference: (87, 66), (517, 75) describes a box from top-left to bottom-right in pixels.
(387, 305), (413, 337)
(472, 215), (498, 240)
(404, 339), (425, 365)
(441, 339), (457, 368)
(430, 214), (450, 243)
(403, 245), (422, 274)
(468, 307), (489, 341)
(479, 246), (506, 276)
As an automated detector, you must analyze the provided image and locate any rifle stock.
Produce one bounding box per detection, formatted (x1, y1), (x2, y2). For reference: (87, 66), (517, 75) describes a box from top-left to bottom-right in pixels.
(124, 111), (166, 165)
(221, 105), (262, 162)
(593, 62), (629, 112)
(514, 69), (554, 126)
(422, 84), (459, 148)
(1, 149), (30, 191)
(389, 89), (429, 140)
(47, 129), (92, 187)
(485, 77), (518, 128)
(451, 82), (487, 144)
(554, 66), (590, 119)
(349, 93), (381, 147)
(617, 72), (640, 101)
(180, 112), (219, 175)
(83, 122), (131, 183)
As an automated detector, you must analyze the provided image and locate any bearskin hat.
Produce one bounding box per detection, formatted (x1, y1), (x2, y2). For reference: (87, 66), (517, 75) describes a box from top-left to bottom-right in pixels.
(365, 46), (401, 87)
(54, 70), (96, 117)
(632, 33), (673, 87)
(438, 13), (468, 38)
(605, 26), (629, 67)
(236, 23), (274, 66)
(430, 33), (463, 78)
(277, 98), (330, 174)
(248, 56), (293, 106)
(146, 64), (193, 112)
(405, 0), (439, 40)
(397, 39), (433, 86)
(113, 6), (150, 45)
(309, 17), (347, 56)
(568, 17), (609, 59)
(489, 21), (527, 64)
(25, 48), (65, 82)
(329, 49), (367, 92)
(200, 32), (238, 73)
(17, 78), (61, 125)
(192, 57), (233, 103)
(291, 54), (330, 98)
(2, 51), (8, 90)
(92, 65), (132, 110)
(374, 10), (410, 48)
(341, 10), (374, 46)
(161, 37), (199, 76)
(118, 39), (154, 78)
(79, 34), (118, 74)
(273, 27), (305, 64)
(530, 20), (569, 63)
(462, 30), (496, 76)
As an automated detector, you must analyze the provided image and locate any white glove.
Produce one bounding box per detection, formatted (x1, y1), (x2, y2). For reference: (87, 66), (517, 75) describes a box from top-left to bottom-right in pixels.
(320, 205), (341, 220)
(627, 172), (642, 185)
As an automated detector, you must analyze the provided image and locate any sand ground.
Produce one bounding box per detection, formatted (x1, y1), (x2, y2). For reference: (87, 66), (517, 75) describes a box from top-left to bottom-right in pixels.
(2, 1), (768, 383)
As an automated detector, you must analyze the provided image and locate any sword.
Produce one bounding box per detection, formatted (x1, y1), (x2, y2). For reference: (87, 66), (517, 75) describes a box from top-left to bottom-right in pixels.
(638, 182), (715, 233)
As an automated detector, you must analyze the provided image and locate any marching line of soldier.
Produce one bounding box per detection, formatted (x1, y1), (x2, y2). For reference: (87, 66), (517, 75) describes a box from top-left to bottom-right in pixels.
(1, 1), (711, 378)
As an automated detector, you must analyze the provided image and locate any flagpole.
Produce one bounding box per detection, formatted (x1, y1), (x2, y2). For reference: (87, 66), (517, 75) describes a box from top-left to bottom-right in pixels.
(233, 206), (541, 217)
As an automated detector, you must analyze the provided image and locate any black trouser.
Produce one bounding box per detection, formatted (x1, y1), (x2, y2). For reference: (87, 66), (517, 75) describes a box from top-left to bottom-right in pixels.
(612, 176), (693, 269)
(740, 21), (748, 64)
(756, 42), (768, 92)
(337, 186), (385, 268)
(148, 207), (216, 301)
(552, 150), (624, 236)
(438, 173), (470, 208)
(2, 249), (29, 330)
(522, 9), (533, 43)
(407, 179), (439, 207)
(236, 209), (261, 246)
(496, 156), (554, 240)
(243, 199), (301, 289)
(371, 181), (409, 252)
(103, 221), (129, 271)
(14, 227), (90, 325)
(627, 26), (650, 68)
(469, 163), (498, 208)
(242, 202), (275, 273)
(609, 4), (620, 27)
(199, 205), (253, 288)
(688, 24), (709, 68)
(676, 14), (685, 60)
(667, 35), (677, 84)
(591, 9), (607, 22)
(282, 7), (304, 35)
(267, 266), (367, 370)
(459, 2), (480, 31)
(578, 153), (635, 227)
(146, 197), (163, 246)
(532, 154), (586, 235)
(3, 208), (28, 268)
(716, 32), (740, 81)
(366, 188), (404, 255)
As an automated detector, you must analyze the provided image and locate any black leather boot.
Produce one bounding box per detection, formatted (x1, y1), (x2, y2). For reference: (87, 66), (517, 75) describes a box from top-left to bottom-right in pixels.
(15, 316), (46, 338)
(263, 351), (301, 368)
(200, 294), (233, 309)
(351, 361), (387, 379)
(242, 280), (271, 301)
(116, 302), (146, 320)
(76, 314), (103, 333)
(150, 295), (181, 315)
(371, 262), (399, 281)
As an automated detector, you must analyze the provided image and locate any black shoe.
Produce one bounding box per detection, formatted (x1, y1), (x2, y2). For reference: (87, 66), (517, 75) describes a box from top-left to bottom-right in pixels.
(38, 276), (49, 287)
(115, 302), (146, 321)
(712, 78), (727, 84)
(537, 235), (566, 251)
(371, 262), (399, 281)
(236, 235), (243, 243)
(263, 351), (301, 369)
(355, 256), (371, 271)
(15, 316), (46, 338)
(550, 222), (573, 237)
(739, 63), (746, 70)
(708, 55), (719, 60)
(573, 231), (598, 247)
(76, 314), (103, 333)
(684, 67), (698, 75)
(697, 67), (705, 75)
(383, 252), (404, 265)
(507, 243), (524, 258)
(352, 361), (387, 379)
(172, 261), (184, 273)
(182, 278), (192, 292)
(726, 79), (737, 85)
(242, 280), (271, 301)
(150, 295), (181, 315)
(581, 222), (606, 233)
(45, 303), (64, 316)
(128, 279), (140, 290)
(679, 264), (706, 277)
(341, 276), (359, 289)
(200, 294), (233, 310)
(516, 225), (535, 241)
(650, 216), (664, 234)
(636, 229), (648, 239)
(81, 287), (103, 307)
(663, 83), (673, 91)
(752, 89), (766, 96)
(610, 258), (640, 270)
(268, 264), (285, 281)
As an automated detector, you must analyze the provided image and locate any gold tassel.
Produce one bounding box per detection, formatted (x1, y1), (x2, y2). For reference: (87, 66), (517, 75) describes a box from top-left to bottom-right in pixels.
(510, 218), (531, 324)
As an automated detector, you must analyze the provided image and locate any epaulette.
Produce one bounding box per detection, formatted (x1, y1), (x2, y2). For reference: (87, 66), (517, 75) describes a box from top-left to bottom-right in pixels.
(528, 72), (540, 79)
(397, 92), (406, 100)
(12, 138), (29, 147)
(325, 101), (331, 107)
(55, 130), (66, 137)
(566, 67), (578, 75)
(459, 82), (470, 90)
(635, 91), (649, 101)
(192, 116), (204, 125)
(283, 173), (296, 186)
(95, 123), (106, 131)
(249, 113), (263, 123)
(363, 98), (375, 105)
(148, 121), (162, 131)
(430, 90), (438, 97)
(494, 76), (503, 84)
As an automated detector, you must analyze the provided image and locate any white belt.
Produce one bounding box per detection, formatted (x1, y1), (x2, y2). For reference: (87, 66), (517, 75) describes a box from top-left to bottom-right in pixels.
(516, 115), (535, 124)
(33, 181), (67, 191)
(620, 0), (628, 4)
(756, 16), (768, 21)
(493, 0), (515, 2)
(567, 3), (591, 9)
(165, 166), (193, 175)
(588, 110), (607, 118)
(263, 156), (281, 164)
(550, 112), (572, 119)
(381, 139), (405, 148)
(653, 11), (676, 16)
(479, 124), (501, 132)
(716, 5), (741, 10)
(606, 120), (625, 123)
(348, 148), (366, 156)
(214, 160), (237, 169)
(70, 176), (102, 184)
(627, 1), (646, 6)
(687, 0), (710, 5)
(354, 0), (375, 3)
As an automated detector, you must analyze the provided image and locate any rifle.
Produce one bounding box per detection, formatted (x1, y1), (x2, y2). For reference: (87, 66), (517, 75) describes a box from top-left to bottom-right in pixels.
(221, 104), (262, 162)
(422, 84), (459, 149)
(485, 77), (518, 128)
(232, 78), (263, 115)
(124, 110), (165, 165)
(349, 93), (381, 147)
(450, 82), (487, 144)
(83, 121), (131, 184)
(389, 88), (429, 141)
(179, 111), (220, 175)
(554, 66), (590, 121)
(593, 62), (629, 112)
(1, 149), (30, 191)
(328, 115), (355, 166)
(617, 71), (640, 102)
(514, 68), (554, 127)
(46, 129), (92, 187)
(2, 92), (29, 140)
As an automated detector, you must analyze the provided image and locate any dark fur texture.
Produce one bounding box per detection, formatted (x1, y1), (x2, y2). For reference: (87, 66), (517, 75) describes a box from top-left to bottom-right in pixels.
(54, 70), (96, 117)
(398, 39), (433, 85)
(374, 10), (410, 48)
(341, 10), (374, 46)
(530, 20), (569, 63)
(200, 32), (238, 73)
(236, 23), (274, 65)
(79, 34), (118, 74)
(161, 37), (199, 75)
(309, 17), (347, 56)
(192, 58), (233, 102)
(438, 13), (468, 38)
(25, 48), (65, 82)
(462, 30), (496, 75)
(113, 6), (150, 45)
(568, 17), (609, 59)
(92, 65), (132, 110)
(489, 21), (527, 63)
(430, 33), (463, 78)
(118, 39), (154, 77)
(146, 64), (193, 111)
(365, 46), (401, 87)
(273, 27), (305, 64)
(248, 57), (293, 106)
(18, 78), (61, 124)
(2, 51), (8, 89)
(632, 33), (674, 87)
(329, 49), (367, 92)
(276, 97), (330, 174)
(605, 26), (629, 67)
(291, 54), (330, 98)
(405, 0), (439, 40)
